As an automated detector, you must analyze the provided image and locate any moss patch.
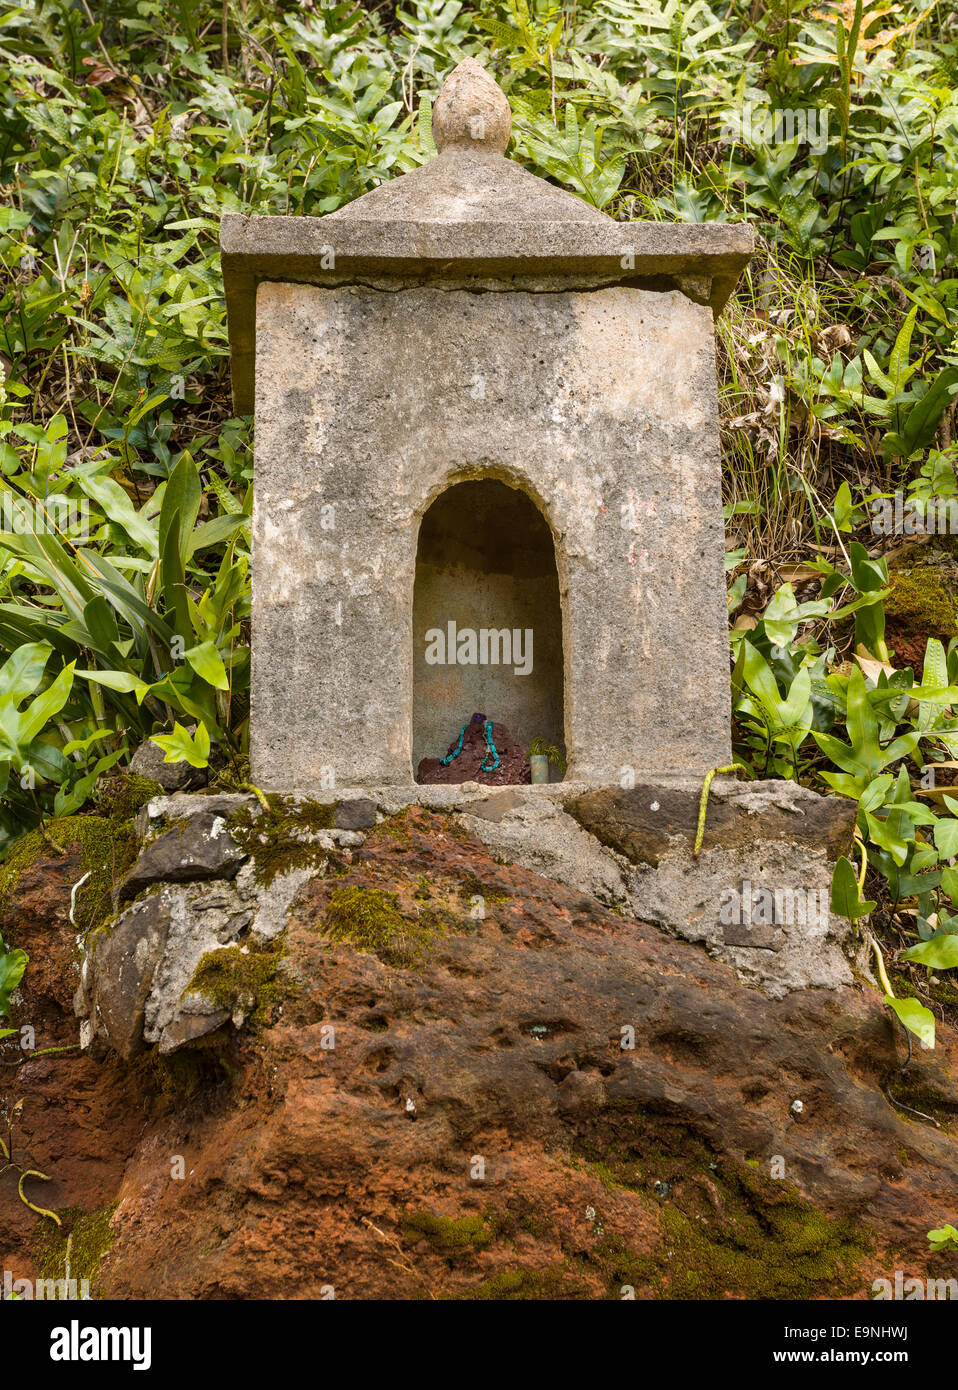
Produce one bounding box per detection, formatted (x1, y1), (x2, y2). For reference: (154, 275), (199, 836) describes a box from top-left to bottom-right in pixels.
(34, 1202), (118, 1297)
(457, 871), (511, 905)
(880, 1062), (958, 1128)
(574, 1105), (872, 1299)
(228, 794), (343, 888)
(0, 814), (136, 936)
(320, 885), (450, 968)
(885, 562), (957, 670)
(402, 1210), (492, 1253)
(189, 940), (289, 1028)
(372, 806), (417, 848)
(207, 755), (251, 793)
(95, 771), (163, 821)
(469, 1264), (593, 1300)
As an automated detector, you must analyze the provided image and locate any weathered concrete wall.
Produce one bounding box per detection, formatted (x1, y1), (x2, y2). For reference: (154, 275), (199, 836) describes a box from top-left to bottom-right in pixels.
(412, 480), (563, 771)
(252, 279), (731, 789)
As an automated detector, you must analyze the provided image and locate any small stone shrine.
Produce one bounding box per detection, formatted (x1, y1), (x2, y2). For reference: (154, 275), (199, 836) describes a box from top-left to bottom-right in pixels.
(221, 57), (753, 788)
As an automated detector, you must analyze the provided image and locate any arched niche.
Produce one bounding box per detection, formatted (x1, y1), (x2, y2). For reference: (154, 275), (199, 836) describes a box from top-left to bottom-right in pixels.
(412, 478), (565, 780)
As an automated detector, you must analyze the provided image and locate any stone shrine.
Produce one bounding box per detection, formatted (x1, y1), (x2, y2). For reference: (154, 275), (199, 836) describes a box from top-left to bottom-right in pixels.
(221, 57), (753, 789)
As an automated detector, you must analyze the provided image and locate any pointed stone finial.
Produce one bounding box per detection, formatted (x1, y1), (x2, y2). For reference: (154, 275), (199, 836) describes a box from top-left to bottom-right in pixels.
(432, 57), (511, 155)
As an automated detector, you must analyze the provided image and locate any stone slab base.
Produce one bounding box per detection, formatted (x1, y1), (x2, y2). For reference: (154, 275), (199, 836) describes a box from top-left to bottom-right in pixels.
(567, 779), (860, 1000)
(85, 778), (861, 1061)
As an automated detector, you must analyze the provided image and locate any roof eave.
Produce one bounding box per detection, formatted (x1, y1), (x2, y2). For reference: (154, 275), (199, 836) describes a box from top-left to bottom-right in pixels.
(221, 213), (754, 414)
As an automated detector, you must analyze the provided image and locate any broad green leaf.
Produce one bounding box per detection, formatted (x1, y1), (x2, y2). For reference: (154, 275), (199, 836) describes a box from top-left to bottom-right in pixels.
(859, 775), (893, 813)
(159, 453), (202, 570)
(830, 856), (876, 920)
(71, 466), (158, 553)
(62, 728), (115, 757)
(0, 641), (51, 703)
(150, 720), (211, 769)
(844, 662), (879, 765)
(18, 662), (75, 744)
(0, 944), (28, 1018)
(934, 818), (958, 861)
(884, 995), (935, 1049)
(187, 514), (249, 556)
(184, 640), (229, 690)
(900, 935), (958, 969)
(82, 596), (122, 657)
(928, 1225), (958, 1250)
(864, 809), (910, 866)
(75, 669), (151, 699)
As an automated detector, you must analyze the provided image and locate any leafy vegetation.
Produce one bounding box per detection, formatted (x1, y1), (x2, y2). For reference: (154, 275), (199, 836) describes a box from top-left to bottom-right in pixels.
(0, 2), (957, 1041)
(0, 931), (28, 1035)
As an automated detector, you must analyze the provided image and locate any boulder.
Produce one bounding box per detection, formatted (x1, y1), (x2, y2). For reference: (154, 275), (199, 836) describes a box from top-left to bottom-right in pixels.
(77, 894), (171, 1061)
(54, 807), (958, 1297)
(5, 799), (956, 1303)
(459, 792), (627, 906)
(568, 779), (859, 998)
(129, 738), (208, 793)
(333, 798), (378, 831)
(120, 812), (247, 901)
(568, 778), (857, 866)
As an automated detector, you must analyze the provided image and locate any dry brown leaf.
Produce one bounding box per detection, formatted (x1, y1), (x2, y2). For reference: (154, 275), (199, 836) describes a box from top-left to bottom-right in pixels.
(809, 0), (935, 52)
(814, 324), (853, 356)
(914, 788), (958, 806)
(81, 56), (121, 86)
(777, 563), (821, 584)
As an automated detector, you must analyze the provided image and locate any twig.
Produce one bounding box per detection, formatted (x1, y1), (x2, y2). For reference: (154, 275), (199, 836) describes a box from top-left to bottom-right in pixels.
(867, 934), (942, 1126)
(3, 1043), (81, 1067)
(883, 1081), (941, 1128)
(18, 1169), (62, 1225)
(693, 764), (742, 858)
(866, 931), (895, 997)
(70, 871), (92, 927)
(240, 782), (272, 814)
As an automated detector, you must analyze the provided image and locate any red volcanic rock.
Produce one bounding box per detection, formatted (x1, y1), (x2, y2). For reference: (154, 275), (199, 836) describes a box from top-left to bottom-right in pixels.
(417, 713), (531, 786)
(1, 806), (957, 1300)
